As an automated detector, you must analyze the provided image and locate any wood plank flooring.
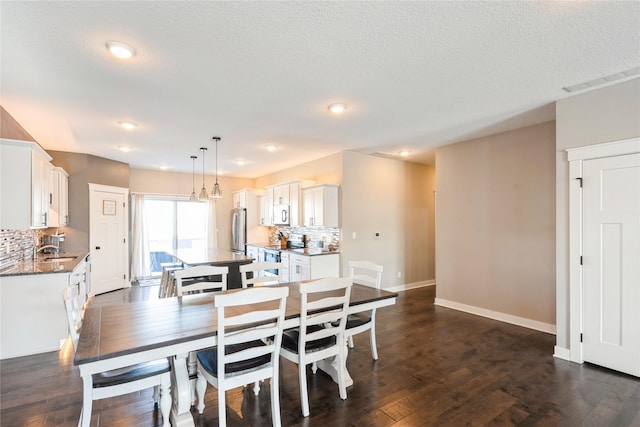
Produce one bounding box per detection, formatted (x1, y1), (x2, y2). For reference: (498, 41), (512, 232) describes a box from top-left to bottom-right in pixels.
(1, 285), (639, 426)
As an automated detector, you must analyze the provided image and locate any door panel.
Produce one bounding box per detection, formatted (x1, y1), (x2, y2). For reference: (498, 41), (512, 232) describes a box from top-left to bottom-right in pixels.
(90, 187), (128, 295)
(582, 153), (640, 376)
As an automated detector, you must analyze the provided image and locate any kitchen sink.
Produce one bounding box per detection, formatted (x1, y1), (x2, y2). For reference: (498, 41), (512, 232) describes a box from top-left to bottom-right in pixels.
(40, 256), (77, 263)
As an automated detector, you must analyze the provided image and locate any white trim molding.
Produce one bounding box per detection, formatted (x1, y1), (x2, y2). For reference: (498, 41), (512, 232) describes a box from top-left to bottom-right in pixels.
(435, 298), (556, 335)
(566, 137), (640, 364)
(385, 279), (435, 293)
(553, 346), (571, 361)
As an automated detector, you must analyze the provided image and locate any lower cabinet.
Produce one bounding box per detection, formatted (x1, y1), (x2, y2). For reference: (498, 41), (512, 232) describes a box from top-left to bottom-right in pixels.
(0, 255), (91, 359)
(289, 253), (339, 282)
(280, 251), (290, 282)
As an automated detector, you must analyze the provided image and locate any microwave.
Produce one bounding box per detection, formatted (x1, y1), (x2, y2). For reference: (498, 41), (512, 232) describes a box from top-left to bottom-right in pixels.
(273, 204), (290, 225)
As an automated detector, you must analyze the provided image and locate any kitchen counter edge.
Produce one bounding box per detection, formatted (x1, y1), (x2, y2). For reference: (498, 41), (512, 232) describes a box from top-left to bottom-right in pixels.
(0, 251), (90, 277)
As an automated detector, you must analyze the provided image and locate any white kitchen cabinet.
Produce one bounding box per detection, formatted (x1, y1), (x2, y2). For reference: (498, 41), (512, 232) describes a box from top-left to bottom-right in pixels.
(280, 251), (290, 282)
(49, 166), (69, 227)
(289, 252), (339, 282)
(0, 254), (91, 359)
(246, 245), (260, 261)
(232, 190), (247, 209)
(1, 139), (52, 230)
(272, 184), (290, 205)
(258, 194), (271, 226)
(303, 184), (339, 227)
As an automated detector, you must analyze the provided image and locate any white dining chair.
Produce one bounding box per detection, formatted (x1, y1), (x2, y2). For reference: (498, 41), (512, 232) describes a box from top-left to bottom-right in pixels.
(239, 261), (283, 288)
(173, 265), (229, 296)
(195, 286), (290, 427)
(62, 287), (171, 427)
(346, 260), (384, 360)
(279, 277), (353, 417)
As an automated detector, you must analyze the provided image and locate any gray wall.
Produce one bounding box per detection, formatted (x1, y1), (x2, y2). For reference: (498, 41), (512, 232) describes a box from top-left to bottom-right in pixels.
(555, 78), (640, 349)
(47, 151), (129, 251)
(435, 121), (556, 326)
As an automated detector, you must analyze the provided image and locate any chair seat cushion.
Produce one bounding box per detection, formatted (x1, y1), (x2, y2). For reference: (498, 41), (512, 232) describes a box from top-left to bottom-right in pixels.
(281, 325), (336, 354)
(346, 313), (372, 329)
(197, 340), (271, 377)
(93, 358), (170, 388)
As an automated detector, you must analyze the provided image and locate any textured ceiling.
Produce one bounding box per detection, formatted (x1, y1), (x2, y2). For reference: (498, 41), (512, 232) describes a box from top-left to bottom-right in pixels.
(1, 1), (639, 177)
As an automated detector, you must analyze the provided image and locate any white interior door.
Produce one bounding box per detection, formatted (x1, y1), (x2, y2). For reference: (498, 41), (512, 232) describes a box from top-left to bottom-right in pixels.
(89, 184), (129, 295)
(582, 152), (640, 377)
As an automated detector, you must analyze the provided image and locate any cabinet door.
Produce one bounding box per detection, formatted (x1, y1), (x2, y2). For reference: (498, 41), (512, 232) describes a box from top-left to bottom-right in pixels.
(273, 184), (290, 205)
(280, 252), (290, 282)
(31, 152), (50, 228)
(258, 195), (270, 226)
(289, 182), (299, 226)
(267, 187), (274, 225)
(233, 191), (247, 209)
(303, 187), (323, 226)
(59, 172), (69, 226)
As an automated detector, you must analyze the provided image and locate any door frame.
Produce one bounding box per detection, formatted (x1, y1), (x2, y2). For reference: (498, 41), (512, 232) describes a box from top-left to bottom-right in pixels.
(567, 137), (640, 364)
(89, 183), (130, 293)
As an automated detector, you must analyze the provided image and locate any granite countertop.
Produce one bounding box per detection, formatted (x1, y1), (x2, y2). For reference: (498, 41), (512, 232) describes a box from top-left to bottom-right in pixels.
(246, 243), (340, 257)
(0, 251), (90, 277)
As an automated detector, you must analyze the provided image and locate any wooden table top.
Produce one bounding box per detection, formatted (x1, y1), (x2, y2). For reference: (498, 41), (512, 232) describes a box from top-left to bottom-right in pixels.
(74, 283), (397, 366)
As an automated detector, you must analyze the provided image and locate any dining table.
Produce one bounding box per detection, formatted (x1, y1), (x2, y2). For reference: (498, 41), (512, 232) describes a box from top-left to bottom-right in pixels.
(167, 248), (255, 289)
(74, 282), (398, 427)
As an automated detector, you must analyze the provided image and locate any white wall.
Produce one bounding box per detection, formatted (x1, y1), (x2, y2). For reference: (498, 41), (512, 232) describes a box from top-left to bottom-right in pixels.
(435, 121), (556, 328)
(555, 78), (640, 349)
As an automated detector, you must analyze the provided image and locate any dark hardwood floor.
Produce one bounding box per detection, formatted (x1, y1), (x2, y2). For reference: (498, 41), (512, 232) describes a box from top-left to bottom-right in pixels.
(1, 285), (639, 426)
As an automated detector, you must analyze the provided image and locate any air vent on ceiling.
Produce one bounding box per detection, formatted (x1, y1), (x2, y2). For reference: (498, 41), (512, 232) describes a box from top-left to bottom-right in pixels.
(562, 67), (640, 93)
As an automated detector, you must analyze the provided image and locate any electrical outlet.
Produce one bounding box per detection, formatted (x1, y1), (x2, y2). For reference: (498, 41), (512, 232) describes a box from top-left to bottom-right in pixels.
(374, 232), (381, 239)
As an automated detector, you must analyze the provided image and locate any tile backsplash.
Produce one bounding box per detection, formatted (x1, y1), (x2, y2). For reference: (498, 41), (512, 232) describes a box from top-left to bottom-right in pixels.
(268, 226), (340, 249)
(0, 229), (41, 270)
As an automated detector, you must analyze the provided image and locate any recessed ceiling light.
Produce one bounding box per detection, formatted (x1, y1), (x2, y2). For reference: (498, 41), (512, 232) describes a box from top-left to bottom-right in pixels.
(159, 164), (168, 170)
(399, 150), (410, 157)
(105, 41), (136, 59)
(118, 146), (131, 153)
(235, 160), (245, 166)
(118, 121), (137, 130)
(265, 145), (278, 152)
(328, 103), (347, 114)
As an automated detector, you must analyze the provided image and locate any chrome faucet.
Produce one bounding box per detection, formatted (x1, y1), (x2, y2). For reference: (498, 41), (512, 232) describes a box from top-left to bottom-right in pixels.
(37, 245), (60, 254)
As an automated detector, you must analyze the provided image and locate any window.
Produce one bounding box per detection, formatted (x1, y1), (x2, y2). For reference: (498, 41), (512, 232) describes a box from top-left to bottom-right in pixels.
(145, 198), (209, 275)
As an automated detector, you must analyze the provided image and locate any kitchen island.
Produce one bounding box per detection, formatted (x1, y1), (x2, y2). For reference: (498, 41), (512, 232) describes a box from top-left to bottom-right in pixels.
(168, 248), (254, 289)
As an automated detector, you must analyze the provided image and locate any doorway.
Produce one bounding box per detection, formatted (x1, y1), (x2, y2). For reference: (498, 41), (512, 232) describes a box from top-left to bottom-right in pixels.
(89, 184), (129, 295)
(568, 138), (640, 377)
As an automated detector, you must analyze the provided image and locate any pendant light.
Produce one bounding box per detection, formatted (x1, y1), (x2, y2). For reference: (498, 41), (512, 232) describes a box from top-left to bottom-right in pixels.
(198, 147), (209, 200)
(189, 155), (198, 202)
(211, 137), (223, 198)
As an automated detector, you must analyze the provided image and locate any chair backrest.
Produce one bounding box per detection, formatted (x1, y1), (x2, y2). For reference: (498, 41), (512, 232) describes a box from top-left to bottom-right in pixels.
(239, 261), (283, 288)
(298, 277), (353, 354)
(173, 265), (229, 296)
(62, 286), (83, 350)
(215, 286), (289, 380)
(349, 260), (383, 289)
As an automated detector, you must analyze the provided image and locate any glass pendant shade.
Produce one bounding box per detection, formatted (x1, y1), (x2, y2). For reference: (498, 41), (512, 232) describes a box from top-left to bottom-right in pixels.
(189, 155), (198, 202)
(198, 147), (209, 200)
(211, 137), (223, 198)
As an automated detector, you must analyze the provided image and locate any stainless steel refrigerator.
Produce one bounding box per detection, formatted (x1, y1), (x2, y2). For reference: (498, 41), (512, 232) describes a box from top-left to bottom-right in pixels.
(231, 208), (247, 254)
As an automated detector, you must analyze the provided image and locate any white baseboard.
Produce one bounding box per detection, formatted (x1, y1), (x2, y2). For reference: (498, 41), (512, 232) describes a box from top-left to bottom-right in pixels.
(434, 297), (556, 335)
(384, 279), (435, 293)
(553, 346), (571, 361)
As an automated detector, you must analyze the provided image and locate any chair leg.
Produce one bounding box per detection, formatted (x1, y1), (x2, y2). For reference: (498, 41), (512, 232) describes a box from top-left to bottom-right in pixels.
(271, 376), (282, 427)
(254, 380), (260, 396)
(336, 348), (347, 400)
(196, 368), (207, 414)
(160, 377), (172, 427)
(152, 385), (160, 405)
(80, 375), (93, 427)
(218, 388), (226, 427)
(370, 323), (378, 361)
(299, 362), (310, 417)
(348, 335), (354, 348)
(311, 361), (317, 374)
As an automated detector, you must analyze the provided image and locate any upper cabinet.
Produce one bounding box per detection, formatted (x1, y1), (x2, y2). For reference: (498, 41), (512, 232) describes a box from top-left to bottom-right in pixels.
(272, 184), (290, 205)
(232, 190), (247, 209)
(49, 167), (69, 227)
(266, 180), (315, 227)
(258, 194), (271, 226)
(303, 184), (339, 227)
(1, 139), (52, 229)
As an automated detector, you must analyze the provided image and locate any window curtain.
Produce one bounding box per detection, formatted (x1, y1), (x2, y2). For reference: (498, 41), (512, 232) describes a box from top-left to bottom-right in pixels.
(206, 198), (218, 249)
(130, 194), (151, 279)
